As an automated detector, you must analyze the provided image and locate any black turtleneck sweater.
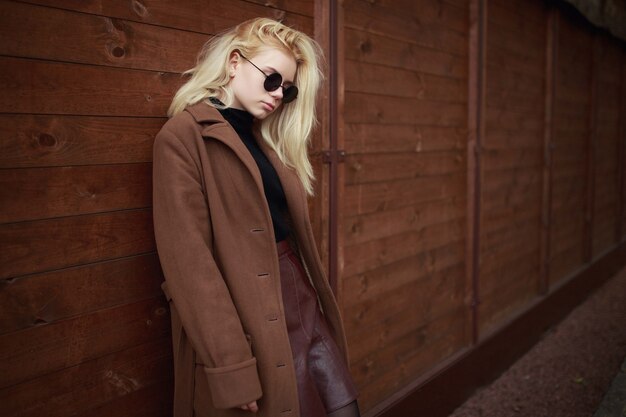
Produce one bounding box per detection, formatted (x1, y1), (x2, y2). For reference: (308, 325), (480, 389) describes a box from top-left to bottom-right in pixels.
(212, 100), (290, 242)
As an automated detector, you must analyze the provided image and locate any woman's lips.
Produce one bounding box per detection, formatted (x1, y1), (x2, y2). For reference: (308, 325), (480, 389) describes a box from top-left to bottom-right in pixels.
(262, 101), (275, 111)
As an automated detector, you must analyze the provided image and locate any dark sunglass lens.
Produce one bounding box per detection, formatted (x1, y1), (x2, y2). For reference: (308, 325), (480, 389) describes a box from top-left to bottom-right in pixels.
(264, 73), (282, 92)
(282, 86), (298, 103)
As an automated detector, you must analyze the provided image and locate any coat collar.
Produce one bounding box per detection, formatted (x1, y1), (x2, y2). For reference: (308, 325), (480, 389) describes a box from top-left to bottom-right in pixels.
(185, 101), (308, 243)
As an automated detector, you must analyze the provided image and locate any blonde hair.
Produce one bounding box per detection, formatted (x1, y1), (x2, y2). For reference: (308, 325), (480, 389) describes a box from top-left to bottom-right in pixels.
(168, 18), (324, 195)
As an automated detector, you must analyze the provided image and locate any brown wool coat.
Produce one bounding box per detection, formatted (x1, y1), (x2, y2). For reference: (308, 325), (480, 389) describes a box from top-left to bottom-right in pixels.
(152, 102), (350, 417)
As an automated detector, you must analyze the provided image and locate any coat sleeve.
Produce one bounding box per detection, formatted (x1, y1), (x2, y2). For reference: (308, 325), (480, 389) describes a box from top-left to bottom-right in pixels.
(152, 125), (262, 408)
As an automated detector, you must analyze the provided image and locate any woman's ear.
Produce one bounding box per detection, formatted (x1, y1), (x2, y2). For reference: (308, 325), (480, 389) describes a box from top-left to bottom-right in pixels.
(228, 51), (240, 78)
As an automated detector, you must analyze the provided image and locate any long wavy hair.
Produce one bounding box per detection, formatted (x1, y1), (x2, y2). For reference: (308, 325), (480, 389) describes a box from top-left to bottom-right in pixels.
(168, 18), (324, 195)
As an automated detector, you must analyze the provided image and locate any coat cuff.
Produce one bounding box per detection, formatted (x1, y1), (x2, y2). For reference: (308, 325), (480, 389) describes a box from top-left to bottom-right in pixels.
(203, 357), (262, 409)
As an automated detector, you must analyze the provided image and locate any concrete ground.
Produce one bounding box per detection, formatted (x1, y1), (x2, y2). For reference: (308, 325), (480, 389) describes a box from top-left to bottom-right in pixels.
(448, 264), (626, 417)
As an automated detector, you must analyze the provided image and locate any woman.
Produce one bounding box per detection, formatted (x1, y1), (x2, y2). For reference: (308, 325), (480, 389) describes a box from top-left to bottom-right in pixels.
(152, 18), (360, 417)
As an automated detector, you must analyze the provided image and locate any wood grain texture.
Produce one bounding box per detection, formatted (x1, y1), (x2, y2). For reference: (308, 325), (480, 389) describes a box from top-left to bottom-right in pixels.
(0, 115), (162, 168)
(0, 164), (152, 223)
(0, 57), (180, 116)
(0, 209), (155, 279)
(18, 0), (312, 32)
(0, 254), (163, 334)
(1, 337), (172, 417)
(0, 297), (169, 389)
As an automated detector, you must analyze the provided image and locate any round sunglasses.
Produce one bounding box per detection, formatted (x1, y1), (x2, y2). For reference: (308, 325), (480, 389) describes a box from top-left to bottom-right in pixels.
(238, 52), (298, 104)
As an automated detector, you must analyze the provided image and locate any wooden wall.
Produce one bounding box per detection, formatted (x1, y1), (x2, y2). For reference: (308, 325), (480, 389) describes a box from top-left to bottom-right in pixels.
(1, 0), (625, 416)
(0, 1), (315, 416)
(340, 0), (626, 414)
(342, 0), (470, 410)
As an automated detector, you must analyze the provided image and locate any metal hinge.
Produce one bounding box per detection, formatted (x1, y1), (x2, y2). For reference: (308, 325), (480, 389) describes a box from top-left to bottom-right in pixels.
(321, 150), (346, 164)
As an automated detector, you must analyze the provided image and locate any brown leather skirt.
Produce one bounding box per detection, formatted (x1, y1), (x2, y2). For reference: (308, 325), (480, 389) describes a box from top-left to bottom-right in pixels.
(277, 240), (358, 417)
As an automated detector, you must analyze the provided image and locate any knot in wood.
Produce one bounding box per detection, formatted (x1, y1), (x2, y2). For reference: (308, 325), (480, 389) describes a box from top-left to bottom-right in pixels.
(359, 39), (372, 54)
(132, 0), (149, 18)
(38, 133), (57, 147)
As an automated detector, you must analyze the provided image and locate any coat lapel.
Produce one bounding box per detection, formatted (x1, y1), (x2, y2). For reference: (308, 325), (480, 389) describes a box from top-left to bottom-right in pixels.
(185, 102), (266, 203)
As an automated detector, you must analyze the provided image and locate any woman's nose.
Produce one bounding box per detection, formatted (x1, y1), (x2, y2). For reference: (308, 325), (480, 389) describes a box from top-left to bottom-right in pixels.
(269, 87), (284, 100)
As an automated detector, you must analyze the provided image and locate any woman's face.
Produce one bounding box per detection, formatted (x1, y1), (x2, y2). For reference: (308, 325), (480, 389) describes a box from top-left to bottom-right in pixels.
(228, 48), (297, 119)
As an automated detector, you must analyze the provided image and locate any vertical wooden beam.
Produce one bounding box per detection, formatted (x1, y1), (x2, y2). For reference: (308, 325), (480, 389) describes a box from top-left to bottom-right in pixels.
(617, 49), (625, 244)
(540, 6), (558, 295)
(584, 33), (599, 262)
(315, 0), (344, 300)
(467, 0), (486, 344)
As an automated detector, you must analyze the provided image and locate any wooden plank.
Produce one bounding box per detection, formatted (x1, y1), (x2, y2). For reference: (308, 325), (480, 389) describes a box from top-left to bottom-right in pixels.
(343, 240), (465, 308)
(1, 337), (172, 417)
(0, 254), (163, 334)
(345, 150), (464, 185)
(548, 242), (584, 285)
(345, 28), (468, 79)
(0, 297), (169, 389)
(345, 123), (465, 154)
(344, 197), (465, 245)
(478, 271), (536, 334)
(487, 43), (545, 78)
(344, 217), (465, 277)
(344, 262), (465, 337)
(345, 92), (467, 126)
(0, 1), (205, 73)
(74, 380), (173, 417)
(0, 209), (155, 279)
(485, 65), (544, 98)
(481, 147), (542, 172)
(0, 115), (162, 168)
(479, 246), (539, 297)
(346, 270), (466, 370)
(344, 0), (467, 57)
(343, 0), (468, 34)
(484, 107), (543, 131)
(344, 173), (465, 215)
(353, 308), (466, 411)
(0, 164), (151, 223)
(487, 0), (545, 43)
(0, 57), (180, 116)
(19, 0), (312, 33)
(345, 60), (467, 102)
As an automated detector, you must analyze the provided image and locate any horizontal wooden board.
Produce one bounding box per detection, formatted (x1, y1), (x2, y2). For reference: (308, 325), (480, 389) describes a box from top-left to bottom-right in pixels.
(484, 107), (544, 131)
(487, 44), (545, 78)
(345, 28), (468, 79)
(344, 197), (465, 245)
(481, 147), (542, 172)
(478, 271), (537, 335)
(345, 262), (465, 337)
(0, 254), (163, 334)
(344, 0), (468, 34)
(344, 173), (465, 215)
(20, 0), (312, 33)
(479, 246), (540, 297)
(343, 240), (465, 308)
(345, 123), (465, 155)
(0, 57), (180, 116)
(0, 2), (206, 73)
(0, 164), (151, 223)
(354, 307), (466, 411)
(343, 217), (465, 277)
(345, 60), (467, 102)
(0, 115), (162, 168)
(74, 380), (173, 417)
(487, 21), (545, 62)
(488, 0), (546, 43)
(1, 337), (172, 417)
(0, 296), (169, 389)
(345, 0), (467, 57)
(549, 241), (584, 285)
(0, 209), (155, 279)
(345, 92), (467, 126)
(345, 150), (465, 185)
